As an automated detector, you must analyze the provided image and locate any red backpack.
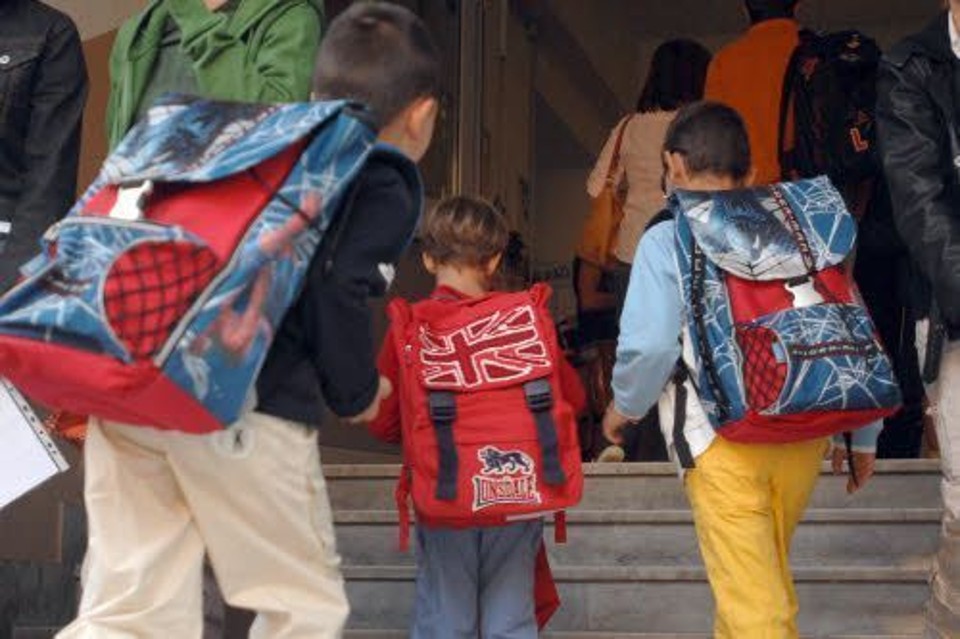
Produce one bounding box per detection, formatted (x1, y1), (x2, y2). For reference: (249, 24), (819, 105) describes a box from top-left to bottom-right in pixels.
(386, 284), (583, 547)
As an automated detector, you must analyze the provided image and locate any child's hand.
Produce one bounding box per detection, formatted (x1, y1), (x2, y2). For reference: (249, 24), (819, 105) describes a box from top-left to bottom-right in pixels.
(347, 376), (393, 424)
(602, 403), (630, 445)
(831, 446), (876, 494)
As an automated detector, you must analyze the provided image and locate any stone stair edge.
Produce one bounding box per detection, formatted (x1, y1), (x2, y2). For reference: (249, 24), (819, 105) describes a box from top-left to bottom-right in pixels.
(342, 564), (931, 583)
(15, 633), (921, 639)
(341, 633), (922, 639)
(332, 507), (942, 524)
(324, 459), (940, 478)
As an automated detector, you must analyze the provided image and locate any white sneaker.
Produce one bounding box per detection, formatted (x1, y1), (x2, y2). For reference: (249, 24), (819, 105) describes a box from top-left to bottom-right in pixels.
(596, 445), (625, 463)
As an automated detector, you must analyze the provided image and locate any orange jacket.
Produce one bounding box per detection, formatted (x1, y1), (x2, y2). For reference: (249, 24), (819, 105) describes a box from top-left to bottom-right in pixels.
(705, 19), (800, 185)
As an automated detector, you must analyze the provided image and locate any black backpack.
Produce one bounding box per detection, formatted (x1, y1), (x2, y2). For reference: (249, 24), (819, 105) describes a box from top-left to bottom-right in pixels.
(778, 30), (882, 213)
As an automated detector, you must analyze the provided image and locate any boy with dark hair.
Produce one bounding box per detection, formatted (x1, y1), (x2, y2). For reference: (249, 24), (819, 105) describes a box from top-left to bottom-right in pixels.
(705, 0), (801, 184)
(369, 196), (584, 639)
(58, 4), (439, 638)
(604, 101), (881, 638)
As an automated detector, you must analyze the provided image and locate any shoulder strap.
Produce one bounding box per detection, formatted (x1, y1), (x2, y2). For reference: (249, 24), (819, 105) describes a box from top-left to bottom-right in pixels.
(645, 207), (674, 232)
(605, 115), (634, 183)
(777, 42), (807, 180)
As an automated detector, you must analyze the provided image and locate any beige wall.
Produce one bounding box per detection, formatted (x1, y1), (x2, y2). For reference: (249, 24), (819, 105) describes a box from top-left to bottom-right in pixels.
(46, 0), (147, 39)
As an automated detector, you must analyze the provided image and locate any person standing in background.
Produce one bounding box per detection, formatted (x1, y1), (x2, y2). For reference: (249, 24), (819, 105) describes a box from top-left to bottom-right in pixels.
(704, 0), (800, 185)
(0, 0), (87, 292)
(580, 38), (711, 462)
(107, 0), (324, 149)
(877, 3), (960, 634)
(587, 39), (712, 268)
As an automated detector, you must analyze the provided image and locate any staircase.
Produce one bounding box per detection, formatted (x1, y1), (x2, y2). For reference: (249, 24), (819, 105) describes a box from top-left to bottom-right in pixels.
(329, 460), (940, 638)
(5, 460), (941, 638)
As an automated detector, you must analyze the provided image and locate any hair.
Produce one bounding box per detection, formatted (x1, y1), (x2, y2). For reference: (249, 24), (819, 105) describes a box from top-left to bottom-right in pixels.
(312, 2), (441, 127)
(663, 101), (752, 181)
(420, 196), (509, 268)
(744, 0), (799, 23)
(636, 39), (713, 113)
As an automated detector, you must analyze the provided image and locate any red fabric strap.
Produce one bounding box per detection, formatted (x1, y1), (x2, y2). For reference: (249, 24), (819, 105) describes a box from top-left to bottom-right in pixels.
(554, 510), (568, 544)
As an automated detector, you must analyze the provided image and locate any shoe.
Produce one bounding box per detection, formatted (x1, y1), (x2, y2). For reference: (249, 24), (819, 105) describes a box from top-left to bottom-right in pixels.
(596, 445), (625, 463)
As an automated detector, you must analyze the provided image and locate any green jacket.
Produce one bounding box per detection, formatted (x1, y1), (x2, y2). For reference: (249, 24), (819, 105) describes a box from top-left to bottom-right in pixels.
(106, 0), (323, 148)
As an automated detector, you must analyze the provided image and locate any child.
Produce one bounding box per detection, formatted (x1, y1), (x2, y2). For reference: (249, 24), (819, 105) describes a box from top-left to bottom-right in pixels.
(602, 101), (883, 638)
(369, 196), (585, 639)
(57, 4), (440, 638)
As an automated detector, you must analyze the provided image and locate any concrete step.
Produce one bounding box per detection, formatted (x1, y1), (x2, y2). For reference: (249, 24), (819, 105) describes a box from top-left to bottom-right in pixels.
(344, 634), (922, 639)
(333, 508), (940, 569)
(328, 461), (938, 636)
(343, 565), (927, 635)
(18, 629), (922, 639)
(325, 460), (942, 513)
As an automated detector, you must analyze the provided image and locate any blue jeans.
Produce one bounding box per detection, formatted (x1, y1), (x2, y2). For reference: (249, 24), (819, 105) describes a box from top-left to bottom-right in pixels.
(411, 520), (543, 639)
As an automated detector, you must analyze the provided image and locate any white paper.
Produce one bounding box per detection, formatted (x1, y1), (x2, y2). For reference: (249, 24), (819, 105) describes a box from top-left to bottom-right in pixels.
(0, 380), (69, 510)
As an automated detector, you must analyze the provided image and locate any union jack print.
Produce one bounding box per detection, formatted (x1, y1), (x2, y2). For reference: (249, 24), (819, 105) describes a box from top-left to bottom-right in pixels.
(419, 305), (551, 390)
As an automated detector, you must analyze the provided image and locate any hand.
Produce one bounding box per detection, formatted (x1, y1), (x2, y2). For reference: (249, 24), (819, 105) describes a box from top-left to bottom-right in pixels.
(831, 446), (876, 494)
(602, 403), (630, 445)
(347, 377), (393, 424)
(203, 0), (231, 11)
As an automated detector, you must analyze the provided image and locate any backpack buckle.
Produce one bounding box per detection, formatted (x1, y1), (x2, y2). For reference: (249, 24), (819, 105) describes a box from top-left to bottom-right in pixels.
(785, 276), (824, 308)
(109, 180), (154, 222)
(428, 391), (457, 424)
(524, 378), (554, 413)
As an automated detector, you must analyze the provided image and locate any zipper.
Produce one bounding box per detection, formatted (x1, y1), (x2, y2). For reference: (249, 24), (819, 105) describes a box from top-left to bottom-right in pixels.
(50, 215), (168, 236)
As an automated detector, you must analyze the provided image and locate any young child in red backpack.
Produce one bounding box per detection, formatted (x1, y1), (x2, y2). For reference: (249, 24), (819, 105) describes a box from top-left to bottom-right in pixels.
(369, 196), (586, 638)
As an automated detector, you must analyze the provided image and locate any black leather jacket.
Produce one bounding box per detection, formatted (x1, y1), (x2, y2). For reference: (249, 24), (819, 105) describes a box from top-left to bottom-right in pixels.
(877, 13), (960, 338)
(0, 0), (87, 291)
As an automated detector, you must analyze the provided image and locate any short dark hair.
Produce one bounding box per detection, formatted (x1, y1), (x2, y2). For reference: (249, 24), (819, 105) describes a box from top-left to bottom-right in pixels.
(420, 196), (509, 268)
(663, 101), (752, 181)
(636, 39), (712, 113)
(312, 2), (441, 127)
(744, 0), (799, 23)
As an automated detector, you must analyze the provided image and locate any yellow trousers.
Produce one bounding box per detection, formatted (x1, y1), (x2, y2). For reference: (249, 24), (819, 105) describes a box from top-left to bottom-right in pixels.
(685, 436), (828, 639)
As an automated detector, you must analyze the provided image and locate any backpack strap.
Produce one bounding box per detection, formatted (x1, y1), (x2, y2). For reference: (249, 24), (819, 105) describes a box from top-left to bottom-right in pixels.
(396, 465), (413, 551)
(671, 364), (696, 470)
(777, 29), (818, 180)
(689, 242), (731, 422)
(523, 379), (567, 487)
(554, 510), (568, 544)
(428, 391), (460, 501)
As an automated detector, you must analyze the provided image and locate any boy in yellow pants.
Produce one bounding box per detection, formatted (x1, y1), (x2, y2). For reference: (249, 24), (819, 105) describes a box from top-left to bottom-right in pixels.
(604, 101), (881, 638)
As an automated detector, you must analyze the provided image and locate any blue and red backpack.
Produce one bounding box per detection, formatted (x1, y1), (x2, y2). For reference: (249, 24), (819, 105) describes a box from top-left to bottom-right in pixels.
(0, 95), (420, 433)
(670, 177), (901, 450)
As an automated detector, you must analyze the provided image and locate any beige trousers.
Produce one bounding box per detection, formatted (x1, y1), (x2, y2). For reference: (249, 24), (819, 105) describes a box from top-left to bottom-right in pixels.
(56, 412), (349, 639)
(925, 340), (960, 638)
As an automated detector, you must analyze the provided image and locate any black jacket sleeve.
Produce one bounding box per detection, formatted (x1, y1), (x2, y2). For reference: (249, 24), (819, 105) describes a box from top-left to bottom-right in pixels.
(303, 162), (418, 417)
(6, 15), (87, 288)
(876, 53), (960, 331)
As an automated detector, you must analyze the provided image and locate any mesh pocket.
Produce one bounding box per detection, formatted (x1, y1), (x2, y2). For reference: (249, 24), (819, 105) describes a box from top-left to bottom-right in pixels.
(104, 241), (219, 359)
(737, 325), (787, 411)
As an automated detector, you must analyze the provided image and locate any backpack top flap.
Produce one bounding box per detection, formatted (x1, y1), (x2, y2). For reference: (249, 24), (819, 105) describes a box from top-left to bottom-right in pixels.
(673, 176), (856, 281)
(102, 95), (369, 185)
(407, 283), (556, 394)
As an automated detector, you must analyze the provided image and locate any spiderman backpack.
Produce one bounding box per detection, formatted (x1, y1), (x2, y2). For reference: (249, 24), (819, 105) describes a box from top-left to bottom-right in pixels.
(670, 177), (901, 451)
(387, 284), (583, 547)
(0, 95), (420, 433)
